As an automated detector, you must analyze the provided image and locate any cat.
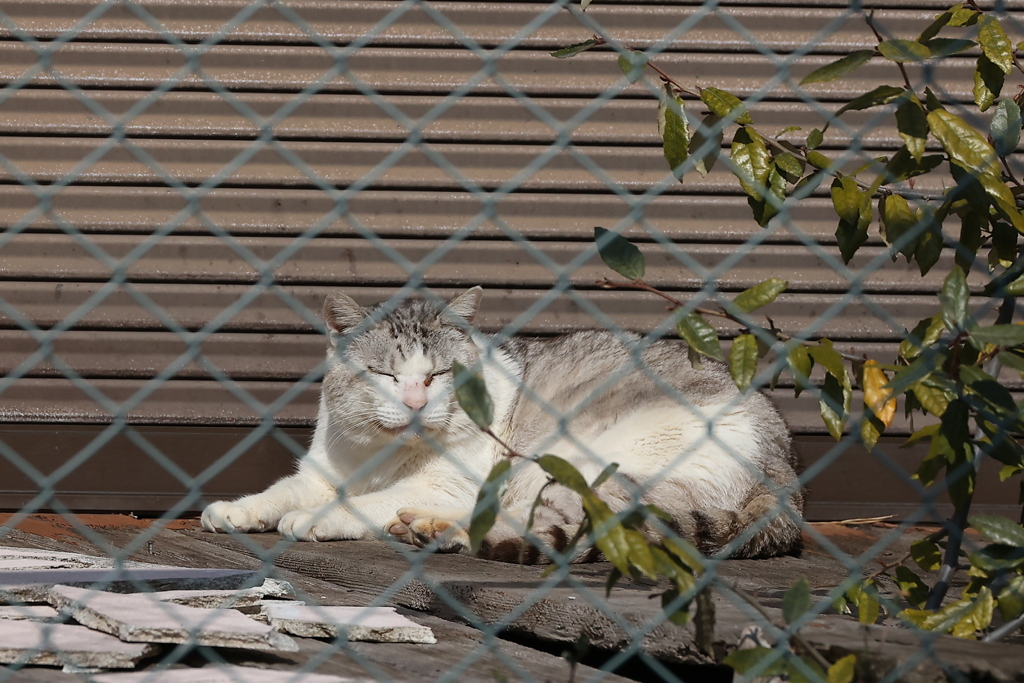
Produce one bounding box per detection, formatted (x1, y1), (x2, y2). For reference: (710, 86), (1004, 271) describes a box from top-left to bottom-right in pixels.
(201, 287), (804, 561)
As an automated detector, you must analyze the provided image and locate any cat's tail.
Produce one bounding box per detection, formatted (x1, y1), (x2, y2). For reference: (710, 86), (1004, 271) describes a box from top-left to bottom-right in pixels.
(684, 489), (804, 559)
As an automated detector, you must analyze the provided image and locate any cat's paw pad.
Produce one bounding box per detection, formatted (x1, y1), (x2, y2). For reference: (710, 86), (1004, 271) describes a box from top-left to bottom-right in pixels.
(201, 502), (268, 534)
(388, 510), (469, 553)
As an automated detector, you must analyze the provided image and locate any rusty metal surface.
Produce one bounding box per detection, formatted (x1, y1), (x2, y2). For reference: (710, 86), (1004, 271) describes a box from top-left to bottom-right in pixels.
(0, 282), (985, 340)
(0, 42), (983, 101)
(0, 185), (852, 242)
(0, 90), (940, 149)
(0, 137), (982, 194)
(0, 233), (986, 292)
(0, 2), (941, 52)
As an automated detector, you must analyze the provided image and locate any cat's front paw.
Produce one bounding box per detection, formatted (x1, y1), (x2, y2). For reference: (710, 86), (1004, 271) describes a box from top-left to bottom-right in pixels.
(278, 507), (366, 542)
(201, 501), (272, 533)
(387, 509), (470, 553)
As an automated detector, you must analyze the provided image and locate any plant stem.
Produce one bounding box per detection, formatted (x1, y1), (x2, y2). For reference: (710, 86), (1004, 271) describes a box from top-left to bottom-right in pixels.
(863, 11), (913, 92)
(597, 277), (865, 362)
(720, 579), (833, 672)
(925, 297), (1014, 610)
(863, 527), (948, 583)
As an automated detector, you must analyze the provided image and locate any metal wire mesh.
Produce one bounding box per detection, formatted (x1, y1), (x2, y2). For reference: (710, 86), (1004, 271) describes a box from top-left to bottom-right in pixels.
(0, 1), (1022, 681)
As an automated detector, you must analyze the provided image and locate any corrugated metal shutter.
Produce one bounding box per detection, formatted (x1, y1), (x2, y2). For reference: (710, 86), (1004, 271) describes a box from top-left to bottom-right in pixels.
(0, 0), (1018, 518)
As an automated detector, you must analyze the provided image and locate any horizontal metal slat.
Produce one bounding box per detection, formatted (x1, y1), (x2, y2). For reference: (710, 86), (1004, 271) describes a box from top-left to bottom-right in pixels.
(0, 137), (987, 195)
(0, 185), (854, 244)
(0, 90), (945, 150)
(0, 233), (986, 292)
(3, 376), (1013, 437)
(0, 282), (982, 342)
(0, 43), (981, 100)
(0, 2), (949, 53)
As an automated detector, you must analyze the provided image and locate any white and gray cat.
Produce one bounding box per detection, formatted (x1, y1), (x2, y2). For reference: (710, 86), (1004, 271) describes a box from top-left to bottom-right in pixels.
(202, 288), (803, 561)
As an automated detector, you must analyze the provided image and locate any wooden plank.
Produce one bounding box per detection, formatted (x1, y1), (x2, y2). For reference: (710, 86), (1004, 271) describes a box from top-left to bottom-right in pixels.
(0, 233), (988, 293)
(0, 43), (983, 101)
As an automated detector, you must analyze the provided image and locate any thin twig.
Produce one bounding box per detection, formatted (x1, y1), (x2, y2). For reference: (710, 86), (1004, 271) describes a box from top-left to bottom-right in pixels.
(720, 579), (833, 673)
(862, 527), (948, 583)
(647, 61), (700, 98)
(864, 11), (912, 92)
(483, 427), (531, 461)
(597, 277), (866, 362)
(998, 153), (1022, 188)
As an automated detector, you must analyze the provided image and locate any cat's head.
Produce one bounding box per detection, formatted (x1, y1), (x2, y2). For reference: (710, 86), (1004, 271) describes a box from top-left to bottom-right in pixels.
(319, 287), (484, 441)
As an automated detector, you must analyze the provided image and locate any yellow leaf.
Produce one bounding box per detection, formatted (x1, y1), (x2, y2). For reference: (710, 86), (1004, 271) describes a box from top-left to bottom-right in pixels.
(863, 360), (897, 428)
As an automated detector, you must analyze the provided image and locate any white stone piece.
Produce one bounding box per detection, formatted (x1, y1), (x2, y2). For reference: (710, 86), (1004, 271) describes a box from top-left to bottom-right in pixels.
(1, 566), (258, 603)
(153, 578), (295, 608)
(0, 621), (157, 668)
(0, 605), (61, 622)
(93, 666), (371, 683)
(266, 604), (436, 644)
(49, 585), (298, 652)
(242, 600), (307, 624)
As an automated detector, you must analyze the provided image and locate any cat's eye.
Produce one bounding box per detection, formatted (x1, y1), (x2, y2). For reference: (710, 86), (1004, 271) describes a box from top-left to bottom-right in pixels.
(368, 368), (396, 380)
(423, 369), (451, 387)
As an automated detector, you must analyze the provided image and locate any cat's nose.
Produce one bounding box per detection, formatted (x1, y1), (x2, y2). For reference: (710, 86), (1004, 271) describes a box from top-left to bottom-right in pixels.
(402, 381), (428, 411)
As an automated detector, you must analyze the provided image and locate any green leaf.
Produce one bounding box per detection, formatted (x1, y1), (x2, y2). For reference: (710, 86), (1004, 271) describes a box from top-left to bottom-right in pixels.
(782, 576), (811, 625)
(590, 463), (619, 490)
(951, 587), (994, 638)
(827, 654), (857, 683)
(861, 411), (884, 450)
(948, 4), (980, 27)
(788, 344), (813, 398)
(659, 84), (690, 181)
(594, 226), (645, 280)
(536, 454), (590, 494)
(700, 87), (752, 124)
(878, 39), (931, 63)
(831, 177), (871, 263)
(895, 566), (930, 609)
(956, 208), (986, 273)
(881, 193), (922, 260)
(969, 515), (1024, 547)
(914, 217), (944, 276)
(990, 220), (1018, 269)
(732, 278), (788, 313)
(731, 126), (771, 201)
(978, 15), (1013, 74)
(788, 658), (826, 683)
(997, 575), (1024, 621)
(847, 582), (880, 624)
(969, 325), (1024, 347)
(774, 152), (805, 183)
(911, 538), (942, 571)
(691, 113), (723, 177)
(924, 87), (945, 112)
(991, 99), (1022, 158)
(927, 109), (1001, 178)
(819, 371), (848, 440)
(468, 460), (511, 553)
(887, 353), (940, 395)
(748, 164), (787, 227)
(834, 85), (906, 118)
(729, 333), (759, 392)
(969, 544), (1024, 573)
(912, 382), (951, 417)
(918, 10), (953, 43)
(800, 50), (874, 85)
(939, 266), (969, 332)
(617, 50), (648, 84)
(879, 147), (944, 185)
(900, 315), (944, 359)
(807, 128), (823, 150)
(925, 38), (976, 58)
(677, 313), (724, 362)
(895, 97), (929, 162)
(452, 360), (494, 429)
(551, 39), (601, 59)
(723, 648), (786, 677)
(974, 54), (1005, 111)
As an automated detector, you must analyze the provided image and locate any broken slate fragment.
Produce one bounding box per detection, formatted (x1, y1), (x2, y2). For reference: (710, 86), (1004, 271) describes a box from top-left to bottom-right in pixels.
(2, 566), (257, 604)
(0, 621), (157, 669)
(49, 585), (298, 652)
(266, 604), (436, 644)
(93, 665), (372, 683)
(0, 604), (61, 622)
(151, 578), (294, 608)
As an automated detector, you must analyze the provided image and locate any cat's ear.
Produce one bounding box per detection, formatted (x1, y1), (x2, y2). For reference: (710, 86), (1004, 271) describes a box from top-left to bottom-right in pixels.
(322, 292), (367, 341)
(440, 286), (483, 326)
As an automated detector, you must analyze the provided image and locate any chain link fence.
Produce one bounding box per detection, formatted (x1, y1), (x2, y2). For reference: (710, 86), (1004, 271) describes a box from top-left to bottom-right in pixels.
(1, 0), (1023, 681)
